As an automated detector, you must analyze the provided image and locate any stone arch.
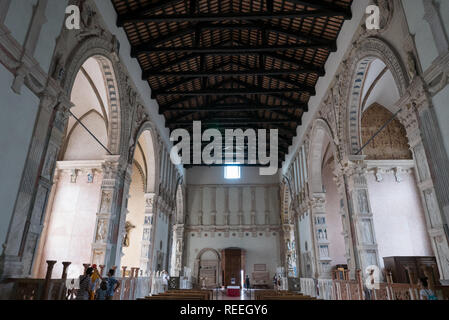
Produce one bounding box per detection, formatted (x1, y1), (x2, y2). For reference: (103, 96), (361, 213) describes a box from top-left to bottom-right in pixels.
(343, 37), (409, 156)
(60, 37), (123, 155)
(132, 121), (161, 194)
(196, 248), (221, 262)
(195, 248), (221, 287)
(308, 118), (337, 195)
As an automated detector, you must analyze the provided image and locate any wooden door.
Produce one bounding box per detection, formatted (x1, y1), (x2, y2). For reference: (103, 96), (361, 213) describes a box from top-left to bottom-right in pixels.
(223, 249), (242, 287)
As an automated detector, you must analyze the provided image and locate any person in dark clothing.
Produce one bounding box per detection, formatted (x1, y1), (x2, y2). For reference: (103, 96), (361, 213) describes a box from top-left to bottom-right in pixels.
(245, 275), (251, 290)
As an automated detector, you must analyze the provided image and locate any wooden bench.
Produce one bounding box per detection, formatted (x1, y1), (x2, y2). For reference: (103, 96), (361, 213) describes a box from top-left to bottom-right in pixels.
(255, 290), (315, 301)
(140, 289), (212, 301)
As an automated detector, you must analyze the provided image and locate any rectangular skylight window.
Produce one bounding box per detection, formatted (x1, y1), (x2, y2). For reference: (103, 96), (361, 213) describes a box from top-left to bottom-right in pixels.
(225, 165), (241, 180)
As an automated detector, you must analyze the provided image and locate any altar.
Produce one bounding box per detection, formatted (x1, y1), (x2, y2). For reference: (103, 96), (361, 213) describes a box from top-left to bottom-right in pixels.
(226, 286), (241, 297)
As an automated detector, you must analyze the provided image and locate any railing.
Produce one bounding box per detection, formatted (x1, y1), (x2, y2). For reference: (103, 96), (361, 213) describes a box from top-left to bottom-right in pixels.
(0, 261), (151, 300)
(300, 278), (317, 298)
(301, 269), (449, 301)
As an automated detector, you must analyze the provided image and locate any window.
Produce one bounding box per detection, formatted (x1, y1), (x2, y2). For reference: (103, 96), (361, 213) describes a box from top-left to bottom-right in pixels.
(225, 164), (241, 179)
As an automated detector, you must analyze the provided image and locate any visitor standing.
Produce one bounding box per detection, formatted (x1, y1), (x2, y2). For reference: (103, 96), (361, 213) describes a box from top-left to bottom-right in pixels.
(76, 267), (93, 300)
(106, 269), (120, 300)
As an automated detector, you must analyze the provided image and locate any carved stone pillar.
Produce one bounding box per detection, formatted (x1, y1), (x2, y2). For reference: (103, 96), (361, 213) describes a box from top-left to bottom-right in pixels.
(0, 93), (72, 279)
(334, 168), (357, 278)
(91, 155), (125, 270)
(398, 80), (449, 284)
(171, 224), (185, 277)
(140, 192), (157, 276)
(344, 156), (381, 277)
(309, 193), (332, 279)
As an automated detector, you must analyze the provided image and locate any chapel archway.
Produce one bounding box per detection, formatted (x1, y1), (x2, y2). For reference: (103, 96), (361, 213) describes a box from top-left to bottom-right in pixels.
(308, 119), (348, 279)
(121, 129), (158, 276)
(196, 248), (221, 288)
(34, 55), (121, 279)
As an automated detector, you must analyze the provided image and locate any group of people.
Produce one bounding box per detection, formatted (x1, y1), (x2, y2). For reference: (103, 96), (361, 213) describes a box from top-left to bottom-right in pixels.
(75, 265), (120, 300)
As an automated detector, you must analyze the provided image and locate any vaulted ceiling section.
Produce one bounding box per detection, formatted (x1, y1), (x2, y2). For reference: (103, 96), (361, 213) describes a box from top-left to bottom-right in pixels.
(112, 0), (353, 167)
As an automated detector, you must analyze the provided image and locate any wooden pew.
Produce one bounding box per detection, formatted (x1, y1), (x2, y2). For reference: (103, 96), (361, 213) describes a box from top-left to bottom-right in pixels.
(140, 289), (212, 301)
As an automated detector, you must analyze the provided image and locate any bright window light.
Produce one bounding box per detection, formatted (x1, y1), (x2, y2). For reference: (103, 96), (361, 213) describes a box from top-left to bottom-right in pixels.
(224, 165), (241, 180)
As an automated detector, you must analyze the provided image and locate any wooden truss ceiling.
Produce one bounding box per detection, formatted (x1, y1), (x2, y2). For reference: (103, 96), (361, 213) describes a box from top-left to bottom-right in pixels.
(112, 0), (353, 167)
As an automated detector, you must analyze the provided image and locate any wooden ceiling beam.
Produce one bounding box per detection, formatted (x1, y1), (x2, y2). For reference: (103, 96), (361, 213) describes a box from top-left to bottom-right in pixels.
(119, 10), (351, 26)
(132, 43), (332, 57)
(161, 103), (301, 113)
(155, 87), (313, 97)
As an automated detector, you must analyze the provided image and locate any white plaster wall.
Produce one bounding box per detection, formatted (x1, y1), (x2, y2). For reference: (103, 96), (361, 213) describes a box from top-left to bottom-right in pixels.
(187, 166), (279, 185)
(121, 164), (145, 270)
(401, 0), (439, 71)
(34, 0), (69, 73)
(322, 163), (347, 266)
(185, 166), (282, 279)
(4, 0), (37, 46)
(187, 185), (280, 226)
(0, 64), (39, 247)
(368, 171), (433, 268)
(63, 113), (108, 161)
(436, 0), (449, 40)
(185, 233), (281, 280)
(37, 170), (103, 279)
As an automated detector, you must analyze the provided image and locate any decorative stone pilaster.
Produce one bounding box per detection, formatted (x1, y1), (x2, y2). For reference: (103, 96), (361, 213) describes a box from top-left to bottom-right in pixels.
(224, 187), (230, 226)
(210, 187), (217, 226)
(397, 78), (449, 284)
(171, 224), (185, 277)
(250, 187), (256, 225)
(264, 187), (270, 226)
(238, 187), (244, 225)
(0, 93), (72, 279)
(343, 156), (381, 277)
(139, 192), (157, 275)
(198, 187), (204, 226)
(309, 193), (332, 279)
(91, 155), (125, 270)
